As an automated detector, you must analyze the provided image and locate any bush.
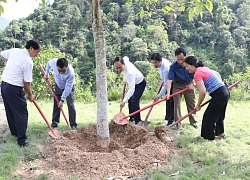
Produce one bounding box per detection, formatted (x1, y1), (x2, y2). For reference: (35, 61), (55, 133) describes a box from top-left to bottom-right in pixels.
(33, 45), (94, 102)
(134, 61), (152, 77)
(106, 68), (124, 101)
(224, 67), (250, 100)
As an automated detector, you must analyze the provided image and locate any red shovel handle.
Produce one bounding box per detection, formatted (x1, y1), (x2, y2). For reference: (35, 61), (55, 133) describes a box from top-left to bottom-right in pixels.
(144, 82), (164, 121)
(40, 64), (60, 102)
(120, 81), (126, 113)
(40, 64), (71, 129)
(169, 79), (242, 127)
(122, 87), (190, 120)
(32, 99), (56, 136)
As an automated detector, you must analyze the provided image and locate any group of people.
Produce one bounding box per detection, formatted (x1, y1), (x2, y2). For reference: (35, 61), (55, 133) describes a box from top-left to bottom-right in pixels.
(115, 47), (230, 144)
(0, 40), (77, 147)
(0, 39), (229, 147)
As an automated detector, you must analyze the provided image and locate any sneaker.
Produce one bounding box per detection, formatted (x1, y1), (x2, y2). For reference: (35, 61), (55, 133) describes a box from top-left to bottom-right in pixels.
(71, 125), (77, 130)
(18, 139), (30, 147)
(51, 121), (59, 128)
(190, 123), (199, 129)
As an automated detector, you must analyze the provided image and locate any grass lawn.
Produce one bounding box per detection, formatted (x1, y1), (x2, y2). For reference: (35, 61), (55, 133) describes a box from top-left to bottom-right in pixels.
(0, 98), (249, 179)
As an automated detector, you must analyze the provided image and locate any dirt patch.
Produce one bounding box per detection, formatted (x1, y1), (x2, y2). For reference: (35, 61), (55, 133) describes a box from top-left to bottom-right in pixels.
(15, 121), (179, 179)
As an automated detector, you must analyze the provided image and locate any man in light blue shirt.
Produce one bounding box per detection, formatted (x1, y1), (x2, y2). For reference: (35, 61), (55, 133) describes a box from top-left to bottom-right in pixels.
(151, 53), (174, 125)
(45, 58), (77, 129)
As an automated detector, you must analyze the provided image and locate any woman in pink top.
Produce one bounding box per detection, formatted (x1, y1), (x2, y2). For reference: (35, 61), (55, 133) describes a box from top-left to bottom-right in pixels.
(184, 56), (230, 143)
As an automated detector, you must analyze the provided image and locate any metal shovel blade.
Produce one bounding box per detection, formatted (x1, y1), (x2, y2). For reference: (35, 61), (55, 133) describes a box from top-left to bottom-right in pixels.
(48, 129), (60, 139)
(113, 112), (129, 125)
(137, 120), (151, 127)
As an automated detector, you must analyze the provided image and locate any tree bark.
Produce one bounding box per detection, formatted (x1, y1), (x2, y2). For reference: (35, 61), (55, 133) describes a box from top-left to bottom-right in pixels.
(92, 0), (110, 148)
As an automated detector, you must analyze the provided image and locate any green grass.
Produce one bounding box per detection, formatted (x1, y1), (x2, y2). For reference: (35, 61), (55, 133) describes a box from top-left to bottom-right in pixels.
(0, 99), (249, 180)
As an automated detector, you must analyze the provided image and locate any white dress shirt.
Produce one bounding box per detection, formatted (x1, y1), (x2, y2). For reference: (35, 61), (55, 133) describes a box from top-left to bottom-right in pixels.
(45, 59), (75, 101)
(122, 56), (144, 102)
(157, 58), (171, 97)
(1, 48), (33, 87)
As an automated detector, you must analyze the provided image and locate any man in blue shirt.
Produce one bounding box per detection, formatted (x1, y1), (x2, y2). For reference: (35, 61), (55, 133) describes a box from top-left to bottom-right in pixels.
(166, 48), (198, 129)
(45, 58), (77, 129)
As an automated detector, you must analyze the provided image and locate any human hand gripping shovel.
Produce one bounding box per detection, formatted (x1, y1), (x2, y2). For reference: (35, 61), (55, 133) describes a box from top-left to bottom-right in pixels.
(114, 87), (190, 125)
(40, 64), (71, 130)
(137, 82), (164, 127)
(113, 81), (129, 125)
(32, 99), (60, 138)
(168, 80), (242, 128)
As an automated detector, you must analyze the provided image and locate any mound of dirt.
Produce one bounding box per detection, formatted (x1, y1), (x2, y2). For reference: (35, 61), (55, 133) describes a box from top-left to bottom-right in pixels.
(17, 121), (179, 180)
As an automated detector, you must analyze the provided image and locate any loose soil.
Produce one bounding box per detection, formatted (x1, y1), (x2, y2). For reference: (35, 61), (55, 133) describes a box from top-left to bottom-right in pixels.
(0, 98), (180, 180)
(19, 122), (179, 180)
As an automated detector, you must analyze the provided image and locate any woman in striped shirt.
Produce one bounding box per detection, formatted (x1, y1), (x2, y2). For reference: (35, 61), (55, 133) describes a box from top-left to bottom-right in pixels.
(184, 56), (230, 143)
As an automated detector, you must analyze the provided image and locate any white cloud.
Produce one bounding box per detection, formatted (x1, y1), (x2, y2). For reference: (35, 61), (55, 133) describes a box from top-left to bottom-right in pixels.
(1, 0), (41, 21)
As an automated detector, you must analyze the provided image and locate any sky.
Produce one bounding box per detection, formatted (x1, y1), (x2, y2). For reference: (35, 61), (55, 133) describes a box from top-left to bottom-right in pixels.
(1, 0), (48, 22)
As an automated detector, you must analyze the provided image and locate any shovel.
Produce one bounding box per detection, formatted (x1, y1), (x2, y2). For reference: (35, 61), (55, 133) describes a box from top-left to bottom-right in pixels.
(40, 64), (71, 130)
(113, 81), (129, 125)
(168, 80), (242, 128)
(32, 99), (60, 138)
(114, 87), (190, 125)
(137, 82), (164, 127)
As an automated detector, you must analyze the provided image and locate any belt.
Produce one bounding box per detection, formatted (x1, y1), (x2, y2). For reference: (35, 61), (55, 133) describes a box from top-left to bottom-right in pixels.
(174, 81), (192, 85)
(2, 81), (23, 88)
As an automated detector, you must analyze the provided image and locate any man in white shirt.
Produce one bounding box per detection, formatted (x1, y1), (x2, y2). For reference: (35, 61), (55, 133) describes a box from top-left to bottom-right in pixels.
(151, 53), (174, 125)
(113, 56), (146, 124)
(44, 58), (77, 129)
(0, 39), (42, 147)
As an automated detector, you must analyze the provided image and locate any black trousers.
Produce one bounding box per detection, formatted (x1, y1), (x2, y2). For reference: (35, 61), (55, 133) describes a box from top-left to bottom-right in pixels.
(201, 85), (230, 140)
(1, 81), (28, 145)
(52, 84), (77, 127)
(165, 85), (174, 121)
(128, 79), (146, 124)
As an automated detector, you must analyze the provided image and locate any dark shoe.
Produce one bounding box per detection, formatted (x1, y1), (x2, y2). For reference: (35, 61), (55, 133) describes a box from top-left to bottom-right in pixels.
(51, 121), (59, 128)
(129, 118), (134, 122)
(71, 125), (77, 130)
(215, 134), (226, 139)
(18, 139), (30, 147)
(167, 120), (174, 126)
(190, 123), (199, 129)
(134, 120), (141, 125)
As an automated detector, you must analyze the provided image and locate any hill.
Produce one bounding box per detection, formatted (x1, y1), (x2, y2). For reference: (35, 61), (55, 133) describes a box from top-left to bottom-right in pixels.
(0, 17), (9, 30)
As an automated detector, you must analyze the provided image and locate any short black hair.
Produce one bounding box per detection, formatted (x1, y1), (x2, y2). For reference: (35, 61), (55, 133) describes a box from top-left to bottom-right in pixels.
(57, 58), (68, 68)
(150, 53), (162, 62)
(175, 47), (186, 56)
(113, 57), (125, 65)
(25, 39), (41, 50)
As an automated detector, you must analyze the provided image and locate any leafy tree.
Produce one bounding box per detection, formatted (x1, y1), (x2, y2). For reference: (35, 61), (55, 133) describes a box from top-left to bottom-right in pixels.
(130, 37), (148, 61)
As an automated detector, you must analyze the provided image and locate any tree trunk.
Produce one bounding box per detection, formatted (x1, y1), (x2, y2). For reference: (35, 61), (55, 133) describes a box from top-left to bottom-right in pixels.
(92, 0), (110, 148)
